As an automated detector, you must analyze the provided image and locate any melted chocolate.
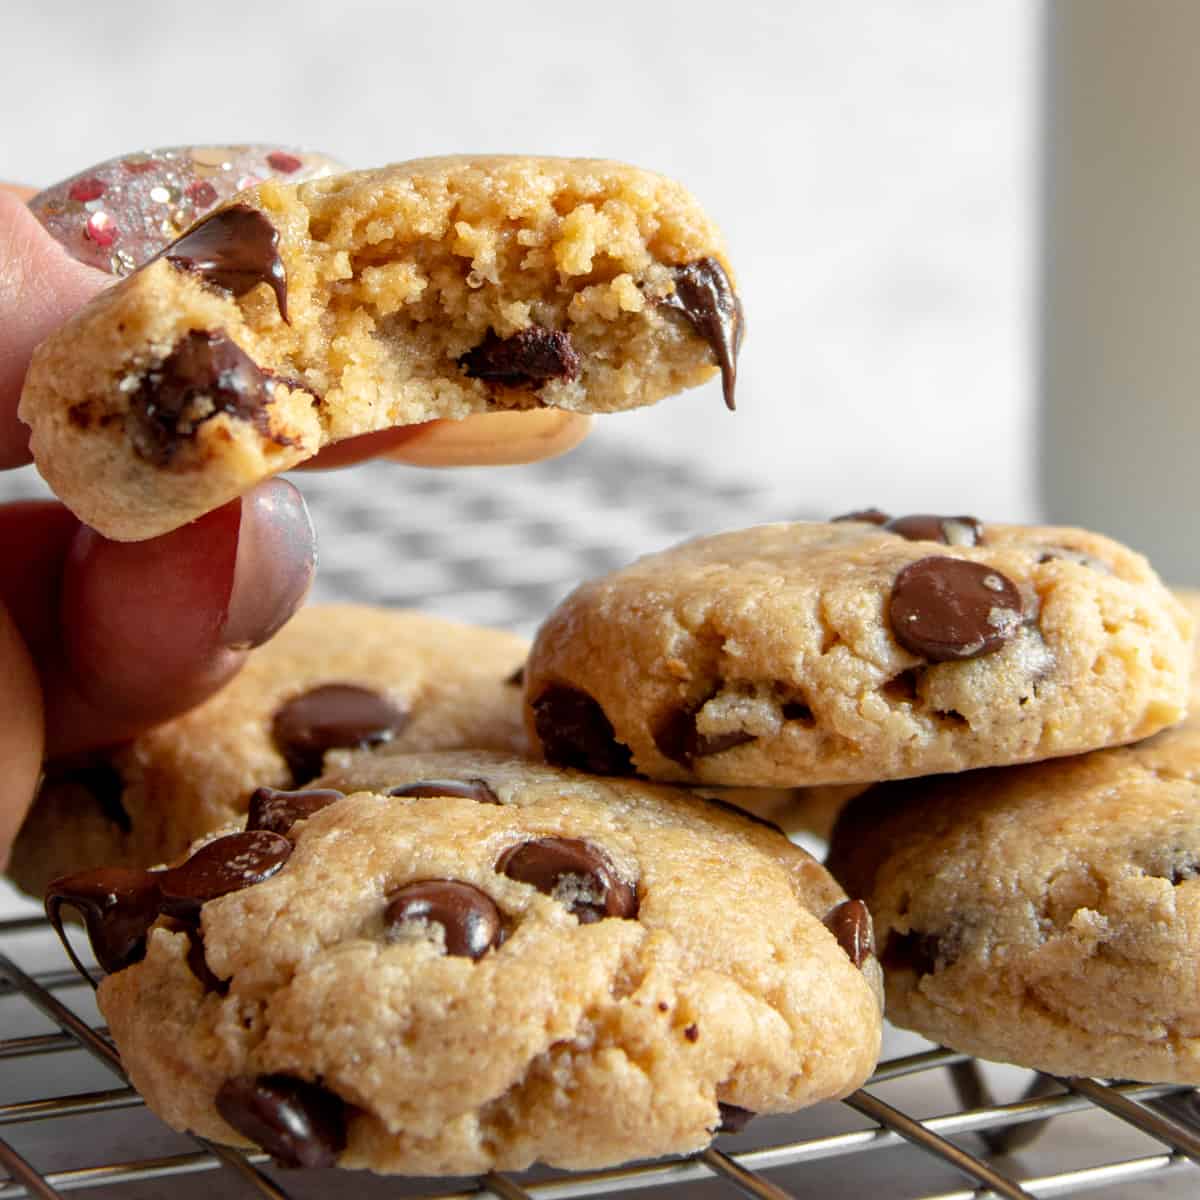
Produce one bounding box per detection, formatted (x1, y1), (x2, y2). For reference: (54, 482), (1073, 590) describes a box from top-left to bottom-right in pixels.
(44, 867), (162, 984)
(163, 204), (288, 320)
(127, 331), (271, 466)
(496, 837), (638, 923)
(158, 830), (291, 922)
(271, 684), (409, 784)
(885, 514), (983, 547)
(246, 787), (345, 836)
(653, 704), (756, 766)
(458, 326), (581, 389)
(532, 685), (635, 776)
(823, 899), (875, 969)
(383, 880), (504, 959)
(215, 1075), (347, 1168)
(660, 258), (743, 411)
(888, 557), (1025, 662)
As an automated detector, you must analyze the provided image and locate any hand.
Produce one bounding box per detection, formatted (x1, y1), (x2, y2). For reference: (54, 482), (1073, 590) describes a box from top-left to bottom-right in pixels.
(0, 175), (589, 867)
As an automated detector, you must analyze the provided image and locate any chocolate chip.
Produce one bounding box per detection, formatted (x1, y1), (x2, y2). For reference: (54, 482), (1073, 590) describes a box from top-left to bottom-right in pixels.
(387, 778), (500, 804)
(532, 685), (634, 776)
(383, 880), (504, 959)
(823, 899), (875, 969)
(184, 926), (230, 995)
(127, 331), (271, 467)
(40, 762), (130, 834)
(496, 837), (638, 922)
(163, 204), (288, 320)
(684, 1024), (699, 1042)
(832, 508), (890, 524)
(716, 1103), (756, 1134)
(660, 258), (744, 411)
(246, 787), (344, 837)
(45, 867), (163, 984)
(885, 514), (982, 547)
(215, 1075), (347, 1168)
(458, 326), (581, 389)
(271, 684), (409, 784)
(888, 556), (1025, 662)
(653, 705), (756, 766)
(781, 700), (814, 723)
(506, 665), (525, 687)
(880, 930), (943, 975)
(158, 830), (291, 922)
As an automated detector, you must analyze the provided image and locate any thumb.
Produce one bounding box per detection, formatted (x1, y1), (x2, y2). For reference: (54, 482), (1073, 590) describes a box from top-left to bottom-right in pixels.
(0, 187), (109, 468)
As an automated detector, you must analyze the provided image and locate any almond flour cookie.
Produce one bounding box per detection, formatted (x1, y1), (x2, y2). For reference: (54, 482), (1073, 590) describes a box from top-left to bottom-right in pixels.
(525, 514), (1192, 788)
(8, 605), (527, 899)
(48, 751), (882, 1174)
(824, 589), (1200, 1082)
(21, 156), (742, 541)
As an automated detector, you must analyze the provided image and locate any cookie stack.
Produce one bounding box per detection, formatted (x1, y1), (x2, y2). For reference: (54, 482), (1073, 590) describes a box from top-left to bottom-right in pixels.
(17, 154), (1196, 1177)
(17, 156), (884, 1176)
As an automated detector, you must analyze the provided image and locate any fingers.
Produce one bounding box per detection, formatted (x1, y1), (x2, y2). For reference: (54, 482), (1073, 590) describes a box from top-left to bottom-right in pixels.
(0, 190), (108, 468)
(297, 410), (594, 471)
(0, 602), (44, 866)
(0, 481), (315, 760)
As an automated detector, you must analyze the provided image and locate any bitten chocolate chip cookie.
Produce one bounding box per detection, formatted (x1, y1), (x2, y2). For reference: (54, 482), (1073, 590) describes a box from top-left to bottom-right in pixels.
(826, 595), (1200, 1080)
(21, 156), (742, 540)
(8, 605), (527, 899)
(50, 751), (882, 1174)
(524, 515), (1193, 787)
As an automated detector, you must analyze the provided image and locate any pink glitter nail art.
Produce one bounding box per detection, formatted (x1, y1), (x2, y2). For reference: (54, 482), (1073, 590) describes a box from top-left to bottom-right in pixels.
(29, 145), (345, 276)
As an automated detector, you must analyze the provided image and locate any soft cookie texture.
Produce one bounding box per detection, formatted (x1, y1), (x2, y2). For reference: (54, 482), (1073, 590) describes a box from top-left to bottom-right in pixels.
(525, 515), (1193, 787)
(9, 606), (527, 898)
(21, 156), (742, 540)
(826, 592), (1200, 1081)
(57, 751), (884, 1174)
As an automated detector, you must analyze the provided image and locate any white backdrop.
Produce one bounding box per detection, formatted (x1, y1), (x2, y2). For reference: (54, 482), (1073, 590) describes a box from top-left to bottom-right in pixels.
(1, 0), (1036, 520)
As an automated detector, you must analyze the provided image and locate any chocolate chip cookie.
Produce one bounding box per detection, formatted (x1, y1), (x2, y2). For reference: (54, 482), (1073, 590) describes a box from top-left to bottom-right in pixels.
(8, 605), (527, 899)
(21, 156), (742, 540)
(52, 750), (882, 1174)
(524, 515), (1193, 787)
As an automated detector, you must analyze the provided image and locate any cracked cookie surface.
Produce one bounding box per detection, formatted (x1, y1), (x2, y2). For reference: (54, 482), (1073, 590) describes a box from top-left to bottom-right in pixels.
(21, 156), (741, 540)
(79, 751), (882, 1173)
(9, 605), (527, 899)
(826, 594), (1200, 1080)
(524, 516), (1193, 787)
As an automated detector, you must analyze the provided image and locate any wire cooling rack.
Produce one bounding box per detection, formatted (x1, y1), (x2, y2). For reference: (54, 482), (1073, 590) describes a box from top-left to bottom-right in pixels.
(3, 433), (1200, 1197)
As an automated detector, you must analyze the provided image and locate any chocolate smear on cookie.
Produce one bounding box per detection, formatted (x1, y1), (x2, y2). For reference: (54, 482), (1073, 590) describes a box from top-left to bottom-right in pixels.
(823, 899), (875, 969)
(660, 257), (743, 411)
(497, 837), (638, 922)
(459, 326), (581, 389)
(533, 684), (635, 776)
(832, 508), (890, 524)
(271, 684), (409, 784)
(384, 880), (504, 959)
(45, 867), (163, 984)
(215, 1075), (347, 1168)
(163, 204), (288, 320)
(127, 331), (271, 466)
(888, 556), (1024, 662)
(246, 787), (345, 836)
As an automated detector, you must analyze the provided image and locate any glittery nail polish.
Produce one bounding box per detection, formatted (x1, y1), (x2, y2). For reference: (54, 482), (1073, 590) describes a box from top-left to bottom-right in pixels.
(29, 145), (345, 276)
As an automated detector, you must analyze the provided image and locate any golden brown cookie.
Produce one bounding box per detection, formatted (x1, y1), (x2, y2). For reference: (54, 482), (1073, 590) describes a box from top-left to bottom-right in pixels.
(826, 593), (1200, 1080)
(21, 156), (741, 540)
(525, 514), (1193, 787)
(8, 605), (526, 898)
(52, 751), (882, 1174)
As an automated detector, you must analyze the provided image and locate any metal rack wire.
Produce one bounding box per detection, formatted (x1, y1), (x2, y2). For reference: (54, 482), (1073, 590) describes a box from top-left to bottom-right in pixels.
(3, 911), (1199, 1200)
